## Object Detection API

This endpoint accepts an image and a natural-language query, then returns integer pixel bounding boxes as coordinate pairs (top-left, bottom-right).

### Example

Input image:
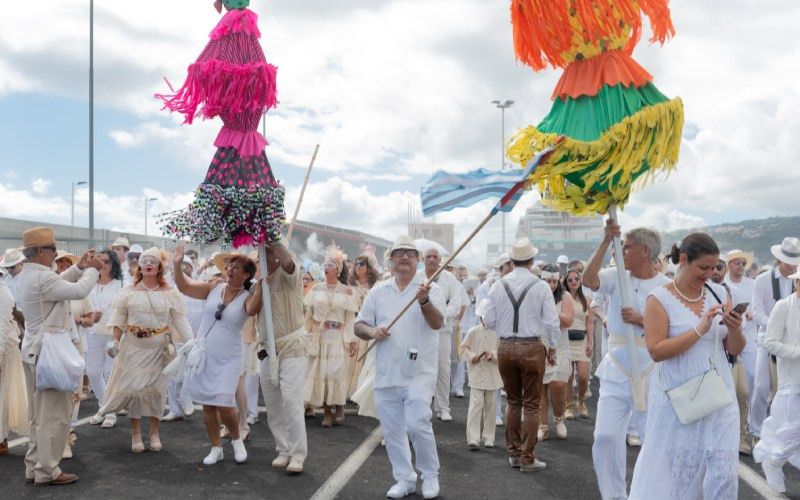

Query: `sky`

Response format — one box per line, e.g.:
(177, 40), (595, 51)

(1, 0), (798, 265)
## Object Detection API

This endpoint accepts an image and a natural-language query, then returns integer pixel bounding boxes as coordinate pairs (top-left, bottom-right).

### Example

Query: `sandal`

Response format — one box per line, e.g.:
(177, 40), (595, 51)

(240, 429), (251, 443)
(220, 425), (231, 439)
(101, 415), (117, 428)
(334, 405), (345, 425)
(89, 412), (104, 425)
(149, 434), (162, 452)
(131, 433), (144, 453)
(321, 406), (333, 427)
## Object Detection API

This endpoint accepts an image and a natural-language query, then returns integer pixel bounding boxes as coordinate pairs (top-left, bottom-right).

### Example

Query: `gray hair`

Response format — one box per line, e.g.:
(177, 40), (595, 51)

(22, 247), (39, 259)
(624, 227), (662, 263)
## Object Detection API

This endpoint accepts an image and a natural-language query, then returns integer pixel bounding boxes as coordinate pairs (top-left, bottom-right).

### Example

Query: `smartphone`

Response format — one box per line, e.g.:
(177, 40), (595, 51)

(732, 303), (749, 315)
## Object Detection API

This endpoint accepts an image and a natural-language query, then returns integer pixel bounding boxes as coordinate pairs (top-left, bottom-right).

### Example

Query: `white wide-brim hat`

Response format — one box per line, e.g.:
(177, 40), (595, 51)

(771, 237), (800, 266)
(1, 248), (25, 268)
(510, 238), (538, 262)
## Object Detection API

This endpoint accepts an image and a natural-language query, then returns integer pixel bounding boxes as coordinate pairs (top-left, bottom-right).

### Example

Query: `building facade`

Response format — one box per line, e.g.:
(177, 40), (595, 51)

(514, 201), (604, 263)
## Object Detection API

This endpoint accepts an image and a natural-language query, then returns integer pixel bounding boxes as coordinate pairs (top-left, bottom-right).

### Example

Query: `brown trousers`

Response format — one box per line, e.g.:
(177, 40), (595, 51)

(23, 363), (72, 482)
(498, 340), (546, 466)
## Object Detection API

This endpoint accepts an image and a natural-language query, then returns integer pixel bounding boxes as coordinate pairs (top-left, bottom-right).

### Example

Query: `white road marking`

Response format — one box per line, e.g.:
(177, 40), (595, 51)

(8, 415), (94, 450)
(738, 461), (787, 499)
(309, 425), (384, 500)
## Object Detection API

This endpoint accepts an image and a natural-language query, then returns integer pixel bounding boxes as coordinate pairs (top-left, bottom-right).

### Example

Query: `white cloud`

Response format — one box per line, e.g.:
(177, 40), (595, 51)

(31, 178), (51, 194)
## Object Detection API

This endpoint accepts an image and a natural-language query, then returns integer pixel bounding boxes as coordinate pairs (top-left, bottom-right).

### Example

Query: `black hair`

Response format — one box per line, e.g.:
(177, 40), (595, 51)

(564, 269), (588, 311)
(338, 265), (349, 285)
(228, 255), (257, 291)
(98, 249), (124, 281)
(669, 232), (719, 265)
(511, 258), (534, 268)
(542, 264), (565, 303)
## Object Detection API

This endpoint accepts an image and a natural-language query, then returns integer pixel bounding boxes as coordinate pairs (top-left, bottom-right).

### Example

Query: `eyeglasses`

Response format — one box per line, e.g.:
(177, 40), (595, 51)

(140, 257), (160, 266)
(322, 262), (337, 270)
(392, 249), (418, 258)
(715, 264), (726, 271)
(354, 261), (367, 267)
(424, 255), (440, 260)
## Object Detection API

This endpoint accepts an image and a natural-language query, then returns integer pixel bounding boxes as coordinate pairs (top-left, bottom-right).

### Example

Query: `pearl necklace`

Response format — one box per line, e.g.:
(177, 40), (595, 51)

(142, 281), (160, 292)
(673, 278), (704, 303)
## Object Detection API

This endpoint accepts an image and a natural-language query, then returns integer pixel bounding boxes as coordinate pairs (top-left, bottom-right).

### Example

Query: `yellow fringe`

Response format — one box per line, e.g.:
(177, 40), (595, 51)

(506, 97), (683, 216)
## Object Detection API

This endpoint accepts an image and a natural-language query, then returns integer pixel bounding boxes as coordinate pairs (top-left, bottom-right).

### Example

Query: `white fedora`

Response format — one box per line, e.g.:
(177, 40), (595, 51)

(1, 248), (25, 268)
(771, 237), (800, 266)
(510, 238), (538, 262)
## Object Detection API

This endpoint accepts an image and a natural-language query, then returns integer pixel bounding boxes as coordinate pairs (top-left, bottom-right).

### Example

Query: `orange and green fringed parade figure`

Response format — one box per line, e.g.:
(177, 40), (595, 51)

(506, 0), (684, 216)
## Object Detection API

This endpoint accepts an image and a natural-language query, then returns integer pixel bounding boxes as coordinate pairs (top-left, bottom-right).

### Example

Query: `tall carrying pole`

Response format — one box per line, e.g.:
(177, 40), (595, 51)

(608, 205), (646, 411)
(258, 244), (279, 381)
(285, 144), (319, 243)
(88, 0), (95, 247)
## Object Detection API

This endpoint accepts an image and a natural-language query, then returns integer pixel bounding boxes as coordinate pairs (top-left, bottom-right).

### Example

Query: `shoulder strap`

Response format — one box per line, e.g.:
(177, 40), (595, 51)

(772, 271), (782, 302)
(500, 278), (538, 334)
(704, 283), (723, 305)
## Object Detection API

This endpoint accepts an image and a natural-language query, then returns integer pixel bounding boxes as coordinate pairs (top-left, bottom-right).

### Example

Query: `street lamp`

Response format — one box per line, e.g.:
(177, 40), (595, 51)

(144, 197), (158, 236)
(492, 99), (514, 253)
(72, 181), (87, 234)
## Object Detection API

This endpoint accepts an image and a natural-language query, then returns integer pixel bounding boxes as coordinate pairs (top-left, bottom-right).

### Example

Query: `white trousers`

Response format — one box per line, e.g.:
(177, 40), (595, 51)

(434, 331), (451, 413)
(87, 333), (115, 411)
(592, 375), (648, 500)
(496, 389), (503, 420)
(741, 348), (757, 397)
(750, 341), (776, 437)
(451, 360), (465, 394)
(260, 356), (308, 462)
(245, 374), (260, 418)
(753, 386), (800, 466)
(376, 384), (440, 483)
(167, 343), (191, 415)
(466, 388), (497, 444)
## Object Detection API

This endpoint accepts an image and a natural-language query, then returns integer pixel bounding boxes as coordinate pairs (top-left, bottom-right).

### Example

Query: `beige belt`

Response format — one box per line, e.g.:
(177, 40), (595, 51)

(263, 327), (307, 384)
(608, 334), (647, 348)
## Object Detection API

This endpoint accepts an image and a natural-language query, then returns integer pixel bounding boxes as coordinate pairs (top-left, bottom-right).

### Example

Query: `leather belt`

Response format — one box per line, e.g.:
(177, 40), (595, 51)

(499, 337), (541, 343)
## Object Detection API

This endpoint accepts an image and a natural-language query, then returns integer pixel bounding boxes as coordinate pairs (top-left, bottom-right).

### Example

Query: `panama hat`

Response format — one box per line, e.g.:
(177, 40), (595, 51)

(726, 249), (754, 269)
(1, 248), (25, 267)
(111, 237), (131, 250)
(22, 227), (62, 250)
(55, 250), (80, 266)
(213, 252), (238, 273)
(390, 235), (418, 254)
(771, 237), (800, 266)
(510, 238), (538, 262)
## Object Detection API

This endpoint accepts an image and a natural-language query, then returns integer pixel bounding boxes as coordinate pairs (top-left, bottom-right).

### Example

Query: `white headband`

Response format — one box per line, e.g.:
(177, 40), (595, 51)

(541, 271), (560, 280)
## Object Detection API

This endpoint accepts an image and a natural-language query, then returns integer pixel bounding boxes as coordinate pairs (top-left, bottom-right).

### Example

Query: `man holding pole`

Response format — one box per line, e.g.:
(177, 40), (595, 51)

(354, 235), (445, 499)
(582, 219), (668, 499)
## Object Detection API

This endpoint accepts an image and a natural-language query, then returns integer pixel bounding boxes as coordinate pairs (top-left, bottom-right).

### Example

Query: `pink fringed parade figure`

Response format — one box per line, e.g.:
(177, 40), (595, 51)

(156, 0), (284, 248)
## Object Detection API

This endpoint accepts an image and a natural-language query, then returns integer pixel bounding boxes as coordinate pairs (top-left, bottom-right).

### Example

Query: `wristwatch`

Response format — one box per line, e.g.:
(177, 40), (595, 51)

(419, 297), (430, 307)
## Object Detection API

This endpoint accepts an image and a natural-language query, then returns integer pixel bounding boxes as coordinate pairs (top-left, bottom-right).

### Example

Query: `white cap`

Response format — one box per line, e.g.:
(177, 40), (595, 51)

(557, 255), (569, 265)
(129, 244), (144, 255)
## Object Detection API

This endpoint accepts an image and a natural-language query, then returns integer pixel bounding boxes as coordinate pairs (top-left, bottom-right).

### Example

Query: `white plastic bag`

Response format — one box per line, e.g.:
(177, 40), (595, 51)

(163, 339), (196, 383)
(36, 332), (86, 393)
(183, 338), (208, 379)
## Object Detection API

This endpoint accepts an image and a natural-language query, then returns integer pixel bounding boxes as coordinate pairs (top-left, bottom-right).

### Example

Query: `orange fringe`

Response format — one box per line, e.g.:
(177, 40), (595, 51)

(511, 0), (676, 71)
(551, 50), (652, 101)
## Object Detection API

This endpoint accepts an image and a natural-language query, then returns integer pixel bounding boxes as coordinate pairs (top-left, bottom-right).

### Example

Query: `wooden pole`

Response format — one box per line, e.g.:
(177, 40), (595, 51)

(286, 144), (320, 244)
(258, 244), (279, 381)
(358, 210), (495, 362)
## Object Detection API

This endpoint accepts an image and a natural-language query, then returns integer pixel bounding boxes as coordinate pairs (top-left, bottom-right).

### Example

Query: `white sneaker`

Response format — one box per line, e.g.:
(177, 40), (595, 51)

(454, 390), (464, 398)
(438, 410), (452, 422)
(246, 415), (258, 425)
(467, 441), (480, 450)
(762, 460), (786, 493)
(483, 441), (494, 448)
(520, 459), (547, 472)
(626, 434), (642, 447)
(203, 447), (224, 465)
(422, 477), (440, 499)
(231, 439), (247, 463)
(287, 457), (304, 474)
(272, 455), (290, 468)
(162, 412), (183, 422)
(386, 480), (416, 498)
(496, 416), (504, 426)
(182, 401), (195, 417)
(555, 417), (567, 439)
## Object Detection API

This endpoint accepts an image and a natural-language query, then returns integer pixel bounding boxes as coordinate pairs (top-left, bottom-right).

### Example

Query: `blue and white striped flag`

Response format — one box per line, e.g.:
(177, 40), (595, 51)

(420, 145), (556, 217)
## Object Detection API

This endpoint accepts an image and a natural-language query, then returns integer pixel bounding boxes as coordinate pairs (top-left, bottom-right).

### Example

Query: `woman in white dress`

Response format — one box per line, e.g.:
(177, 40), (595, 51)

(1, 274), (28, 454)
(538, 265), (574, 441)
(753, 271), (800, 493)
(630, 233), (745, 499)
(87, 249), (125, 429)
(563, 268), (594, 420)
(173, 247), (263, 465)
(101, 247), (194, 453)
(347, 252), (380, 399)
(304, 248), (358, 427)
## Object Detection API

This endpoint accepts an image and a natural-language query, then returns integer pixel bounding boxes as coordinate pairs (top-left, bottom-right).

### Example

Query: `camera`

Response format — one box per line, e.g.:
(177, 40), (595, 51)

(257, 349), (268, 361)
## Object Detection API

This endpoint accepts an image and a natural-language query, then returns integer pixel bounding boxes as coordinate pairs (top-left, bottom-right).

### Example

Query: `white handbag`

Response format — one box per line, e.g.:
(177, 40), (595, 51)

(662, 312), (733, 425)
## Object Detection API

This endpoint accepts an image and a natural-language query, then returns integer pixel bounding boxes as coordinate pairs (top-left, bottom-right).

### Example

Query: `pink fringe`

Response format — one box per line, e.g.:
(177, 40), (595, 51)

(210, 8), (261, 40)
(214, 127), (269, 156)
(155, 60), (278, 125)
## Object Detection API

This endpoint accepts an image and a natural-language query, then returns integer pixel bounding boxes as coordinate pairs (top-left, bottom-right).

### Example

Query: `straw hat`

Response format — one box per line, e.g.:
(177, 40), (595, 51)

(1, 248), (25, 267)
(213, 252), (237, 273)
(510, 238), (538, 262)
(55, 250), (79, 266)
(21, 227), (61, 250)
(390, 235), (418, 254)
(248, 250), (259, 262)
(726, 249), (754, 269)
(111, 237), (131, 250)
(771, 237), (800, 266)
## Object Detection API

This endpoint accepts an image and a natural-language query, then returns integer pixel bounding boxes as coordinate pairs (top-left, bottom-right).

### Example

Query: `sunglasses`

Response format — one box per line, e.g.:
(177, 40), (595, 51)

(392, 249), (418, 258)
(730, 260), (747, 266)
(354, 261), (367, 267)
(567, 277), (581, 283)
(715, 264), (726, 271)
(215, 302), (230, 320)
(322, 262), (338, 270)
(41, 246), (57, 252)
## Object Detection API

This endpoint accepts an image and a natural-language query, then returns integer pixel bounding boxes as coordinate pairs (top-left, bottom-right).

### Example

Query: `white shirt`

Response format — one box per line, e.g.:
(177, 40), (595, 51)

(764, 293), (800, 387)
(482, 267), (560, 347)
(460, 284), (478, 331)
(753, 267), (795, 335)
(90, 279), (124, 337)
(475, 279), (491, 308)
(417, 268), (462, 332)
(184, 295), (204, 336)
(724, 275), (757, 348)
(4, 272), (22, 310)
(356, 273), (446, 390)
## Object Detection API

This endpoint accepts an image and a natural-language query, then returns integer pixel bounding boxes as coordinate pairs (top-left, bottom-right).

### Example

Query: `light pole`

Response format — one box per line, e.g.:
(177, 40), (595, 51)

(89, 0), (95, 246)
(492, 99), (514, 254)
(144, 197), (158, 236)
(71, 180), (87, 234)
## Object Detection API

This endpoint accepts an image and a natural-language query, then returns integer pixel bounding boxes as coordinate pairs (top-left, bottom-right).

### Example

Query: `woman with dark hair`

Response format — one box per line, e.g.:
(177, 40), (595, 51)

(100, 247), (194, 453)
(87, 249), (125, 429)
(539, 265), (574, 440)
(630, 233), (745, 498)
(563, 268), (594, 420)
(347, 252), (381, 398)
(173, 248), (263, 464)
(304, 247), (358, 426)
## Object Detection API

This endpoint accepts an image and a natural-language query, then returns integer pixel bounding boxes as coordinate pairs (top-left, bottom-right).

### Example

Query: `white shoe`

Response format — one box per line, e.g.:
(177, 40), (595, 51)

(422, 477), (440, 499)
(162, 412), (183, 422)
(762, 460), (786, 493)
(555, 417), (567, 439)
(287, 457), (304, 474)
(203, 447), (224, 465)
(483, 441), (494, 448)
(182, 401), (195, 417)
(272, 455), (290, 468)
(454, 390), (464, 398)
(520, 459), (547, 472)
(496, 416), (504, 426)
(231, 439), (247, 464)
(118, 409), (128, 416)
(438, 410), (452, 422)
(246, 415), (258, 425)
(381, 438), (386, 446)
(467, 441), (480, 450)
(89, 412), (104, 425)
(101, 415), (117, 429)
(386, 480), (416, 498)
(626, 434), (642, 447)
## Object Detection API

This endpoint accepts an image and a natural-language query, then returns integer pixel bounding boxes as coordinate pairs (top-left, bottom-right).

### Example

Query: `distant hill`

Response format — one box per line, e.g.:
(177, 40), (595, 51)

(661, 215), (800, 266)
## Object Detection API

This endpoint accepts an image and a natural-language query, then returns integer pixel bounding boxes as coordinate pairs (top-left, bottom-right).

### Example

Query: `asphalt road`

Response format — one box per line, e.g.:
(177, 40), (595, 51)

(1, 379), (796, 499)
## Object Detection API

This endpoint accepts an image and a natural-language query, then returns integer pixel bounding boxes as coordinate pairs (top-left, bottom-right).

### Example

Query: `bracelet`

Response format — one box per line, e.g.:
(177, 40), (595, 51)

(693, 326), (703, 339)
(419, 297), (430, 307)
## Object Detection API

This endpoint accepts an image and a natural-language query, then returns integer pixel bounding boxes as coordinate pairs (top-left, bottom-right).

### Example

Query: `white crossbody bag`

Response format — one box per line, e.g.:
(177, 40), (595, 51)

(662, 284), (732, 425)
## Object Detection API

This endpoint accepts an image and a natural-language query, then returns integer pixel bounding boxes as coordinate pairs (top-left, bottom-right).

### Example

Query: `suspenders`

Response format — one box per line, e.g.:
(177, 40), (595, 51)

(499, 277), (538, 336)
(771, 270), (796, 302)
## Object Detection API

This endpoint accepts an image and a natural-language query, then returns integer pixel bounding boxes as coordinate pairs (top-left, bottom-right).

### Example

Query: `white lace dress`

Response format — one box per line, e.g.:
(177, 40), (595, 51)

(629, 283), (739, 499)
